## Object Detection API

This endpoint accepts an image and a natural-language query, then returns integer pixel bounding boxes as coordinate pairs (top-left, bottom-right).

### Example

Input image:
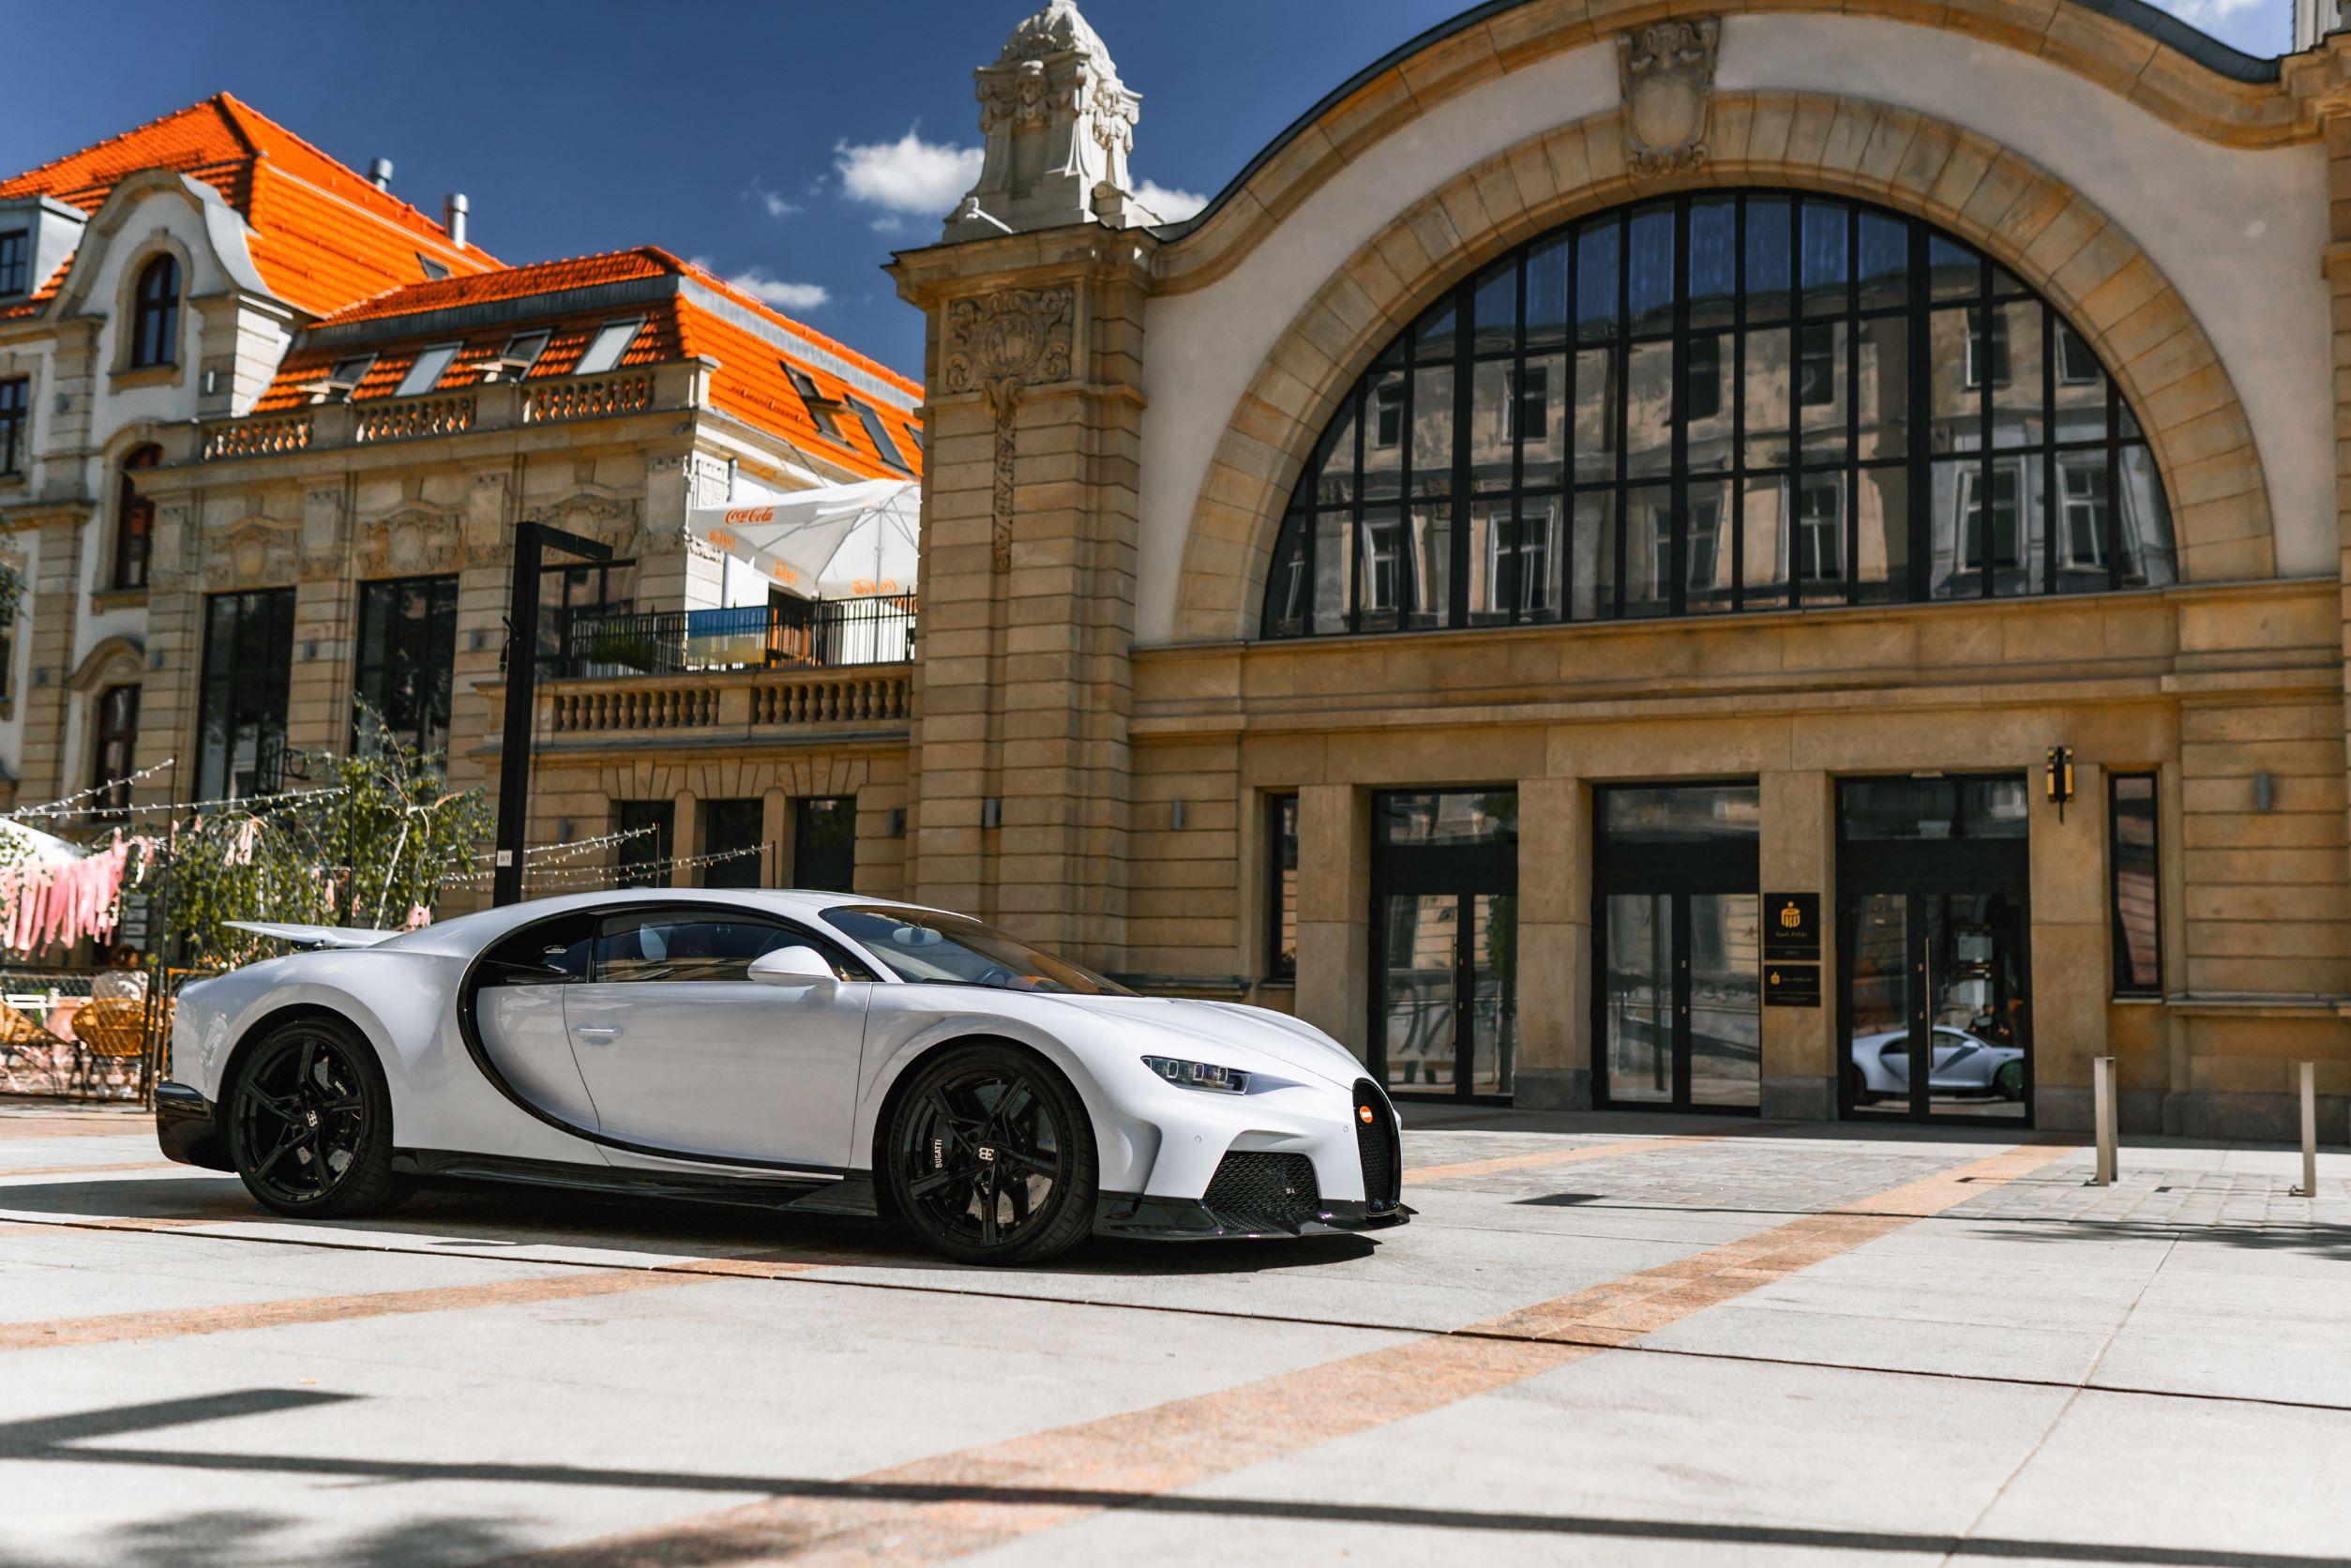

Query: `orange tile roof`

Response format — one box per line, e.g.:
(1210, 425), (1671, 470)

(0, 92), (498, 317)
(252, 248), (924, 480)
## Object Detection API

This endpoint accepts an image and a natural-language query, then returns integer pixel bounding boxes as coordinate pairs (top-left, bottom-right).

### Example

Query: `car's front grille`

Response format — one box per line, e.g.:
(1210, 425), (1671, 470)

(1354, 1078), (1401, 1211)
(1200, 1152), (1320, 1227)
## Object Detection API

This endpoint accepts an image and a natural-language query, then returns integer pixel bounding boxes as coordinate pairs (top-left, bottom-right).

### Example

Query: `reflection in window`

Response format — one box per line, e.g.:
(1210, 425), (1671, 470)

(354, 575), (458, 757)
(1266, 794), (1298, 980)
(1262, 192), (2175, 637)
(614, 801), (673, 888)
(1377, 790), (1517, 846)
(130, 255), (179, 369)
(2109, 774), (2162, 996)
(196, 588), (295, 800)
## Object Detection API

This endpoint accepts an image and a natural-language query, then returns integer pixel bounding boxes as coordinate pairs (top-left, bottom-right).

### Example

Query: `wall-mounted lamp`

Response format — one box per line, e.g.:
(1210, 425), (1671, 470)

(2043, 746), (2074, 822)
(888, 808), (907, 838)
(2253, 772), (2277, 813)
(981, 797), (1002, 830)
(1170, 800), (1188, 831)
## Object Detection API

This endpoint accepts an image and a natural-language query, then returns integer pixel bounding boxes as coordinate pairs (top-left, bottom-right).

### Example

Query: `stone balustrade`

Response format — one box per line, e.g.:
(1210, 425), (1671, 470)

(544, 663), (912, 738)
(522, 371), (656, 424)
(354, 393), (475, 444)
(201, 414), (313, 460)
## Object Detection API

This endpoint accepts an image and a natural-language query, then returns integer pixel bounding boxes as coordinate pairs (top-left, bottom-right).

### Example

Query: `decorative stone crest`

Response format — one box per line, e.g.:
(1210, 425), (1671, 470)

(1618, 18), (1720, 180)
(357, 505), (462, 578)
(948, 1), (1146, 239)
(201, 516), (299, 590)
(941, 288), (1077, 572)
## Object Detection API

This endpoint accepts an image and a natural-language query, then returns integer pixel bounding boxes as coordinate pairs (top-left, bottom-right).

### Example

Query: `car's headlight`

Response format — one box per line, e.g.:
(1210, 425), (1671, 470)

(1142, 1055), (1250, 1093)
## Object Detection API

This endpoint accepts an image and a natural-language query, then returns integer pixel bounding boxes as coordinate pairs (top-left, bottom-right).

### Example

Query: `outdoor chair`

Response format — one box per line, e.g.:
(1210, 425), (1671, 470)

(0, 997), (63, 1078)
(71, 998), (148, 1096)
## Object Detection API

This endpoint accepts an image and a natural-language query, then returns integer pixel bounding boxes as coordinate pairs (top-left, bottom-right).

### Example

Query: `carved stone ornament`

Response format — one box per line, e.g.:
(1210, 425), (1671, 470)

(1618, 18), (1720, 180)
(357, 505), (462, 578)
(950, 1), (1145, 238)
(202, 517), (300, 591)
(941, 288), (1076, 572)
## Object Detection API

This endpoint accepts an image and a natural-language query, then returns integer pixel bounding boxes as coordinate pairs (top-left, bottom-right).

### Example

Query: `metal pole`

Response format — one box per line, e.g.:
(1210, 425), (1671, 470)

(2092, 1055), (2117, 1186)
(2294, 1060), (2318, 1199)
(492, 523), (543, 908)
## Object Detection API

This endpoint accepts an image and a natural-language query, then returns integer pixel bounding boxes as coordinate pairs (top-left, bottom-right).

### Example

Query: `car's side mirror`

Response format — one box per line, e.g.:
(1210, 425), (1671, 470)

(748, 945), (838, 988)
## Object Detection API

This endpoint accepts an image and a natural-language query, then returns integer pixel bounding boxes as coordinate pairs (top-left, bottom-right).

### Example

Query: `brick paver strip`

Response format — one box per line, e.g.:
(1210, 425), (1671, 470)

(1405, 1128), (1742, 1184)
(518, 1137), (2078, 1565)
(0, 1112), (152, 1139)
(0, 1159), (180, 1181)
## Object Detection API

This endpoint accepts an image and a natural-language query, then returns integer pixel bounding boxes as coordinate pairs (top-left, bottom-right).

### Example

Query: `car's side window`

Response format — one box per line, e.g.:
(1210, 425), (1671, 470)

(591, 911), (874, 985)
(479, 914), (595, 987)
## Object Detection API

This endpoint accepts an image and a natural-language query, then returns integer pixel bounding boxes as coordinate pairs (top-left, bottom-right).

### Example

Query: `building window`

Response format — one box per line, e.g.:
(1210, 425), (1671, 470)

(499, 331), (550, 377)
(847, 397), (912, 473)
(1266, 793), (1298, 980)
(111, 445), (160, 591)
(320, 354), (376, 399)
(574, 319), (642, 376)
(0, 232), (25, 295)
(0, 377), (26, 475)
(786, 366), (840, 437)
(1261, 190), (2175, 635)
(353, 575), (459, 757)
(415, 254), (450, 281)
(2109, 774), (2162, 996)
(701, 798), (764, 889)
(394, 341), (460, 398)
(196, 587), (296, 801)
(129, 254), (180, 369)
(793, 797), (856, 892)
(92, 685), (140, 817)
(539, 559), (637, 676)
(615, 801), (673, 888)
(2059, 460), (2108, 568)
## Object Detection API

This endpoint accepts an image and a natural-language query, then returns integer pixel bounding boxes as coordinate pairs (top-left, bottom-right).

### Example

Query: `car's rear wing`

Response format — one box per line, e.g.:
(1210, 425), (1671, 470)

(223, 921), (401, 952)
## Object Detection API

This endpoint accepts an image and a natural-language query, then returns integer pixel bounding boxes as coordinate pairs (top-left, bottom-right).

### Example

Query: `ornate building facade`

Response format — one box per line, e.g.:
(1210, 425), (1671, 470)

(884, 0), (2351, 1140)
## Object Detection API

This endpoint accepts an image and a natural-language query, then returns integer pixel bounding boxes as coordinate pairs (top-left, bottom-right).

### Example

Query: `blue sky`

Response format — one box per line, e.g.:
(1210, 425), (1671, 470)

(0, 0), (2290, 378)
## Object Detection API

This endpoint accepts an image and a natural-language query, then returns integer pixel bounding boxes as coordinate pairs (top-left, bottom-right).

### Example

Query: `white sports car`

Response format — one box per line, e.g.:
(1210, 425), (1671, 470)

(155, 890), (1406, 1264)
(1848, 1026), (2026, 1104)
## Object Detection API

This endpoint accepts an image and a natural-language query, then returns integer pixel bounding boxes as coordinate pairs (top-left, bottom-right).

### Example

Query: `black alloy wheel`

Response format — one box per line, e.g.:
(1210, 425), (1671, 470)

(886, 1044), (1096, 1265)
(227, 1018), (402, 1218)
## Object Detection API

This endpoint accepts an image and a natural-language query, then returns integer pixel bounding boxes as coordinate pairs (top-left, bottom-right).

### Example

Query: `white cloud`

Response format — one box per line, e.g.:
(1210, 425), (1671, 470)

(2151, 0), (2264, 17)
(724, 267), (830, 311)
(1131, 178), (1208, 222)
(835, 128), (984, 215)
(745, 180), (798, 219)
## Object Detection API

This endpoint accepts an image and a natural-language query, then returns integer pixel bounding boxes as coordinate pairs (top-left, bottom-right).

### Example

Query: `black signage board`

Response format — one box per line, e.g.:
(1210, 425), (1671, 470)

(1763, 963), (1821, 1008)
(1764, 892), (1821, 962)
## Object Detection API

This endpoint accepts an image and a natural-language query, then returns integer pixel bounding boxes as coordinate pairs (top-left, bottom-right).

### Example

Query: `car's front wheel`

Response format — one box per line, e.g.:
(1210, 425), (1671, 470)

(884, 1043), (1095, 1265)
(226, 1016), (403, 1219)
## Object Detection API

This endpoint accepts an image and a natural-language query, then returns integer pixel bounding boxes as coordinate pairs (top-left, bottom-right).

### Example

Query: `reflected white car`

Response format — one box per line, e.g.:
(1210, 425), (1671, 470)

(1849, 1026), (2025, 1103)
(156, 891), (1406, 1265)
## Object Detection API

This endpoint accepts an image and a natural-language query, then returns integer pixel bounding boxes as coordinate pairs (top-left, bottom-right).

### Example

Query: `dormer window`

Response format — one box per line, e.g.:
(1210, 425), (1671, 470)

(318, 354), (377, 400)
(786, 365), (840, 437)
(848, 396), (912, 473)
(394, 341), (461, 398)
(129, 254), (179, 369)
(0, 233), (25, 296)
(574, 319), (642, 376)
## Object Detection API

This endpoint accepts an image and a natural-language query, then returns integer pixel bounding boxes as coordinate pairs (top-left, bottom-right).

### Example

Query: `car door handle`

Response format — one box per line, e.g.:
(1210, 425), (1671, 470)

(574, 1025), (623, 1043)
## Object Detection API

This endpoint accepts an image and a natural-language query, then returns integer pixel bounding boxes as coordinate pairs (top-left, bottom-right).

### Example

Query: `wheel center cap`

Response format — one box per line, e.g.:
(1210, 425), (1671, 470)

(976, 1145), (996, 1163)
(303, 1108), (320, 1128)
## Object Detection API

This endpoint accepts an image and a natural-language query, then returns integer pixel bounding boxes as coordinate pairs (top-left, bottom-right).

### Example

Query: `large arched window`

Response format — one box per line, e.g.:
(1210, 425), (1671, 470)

(1261, 190), (2176, 639)
(112, 444), (160, 591)
(129, 254), (180, 369)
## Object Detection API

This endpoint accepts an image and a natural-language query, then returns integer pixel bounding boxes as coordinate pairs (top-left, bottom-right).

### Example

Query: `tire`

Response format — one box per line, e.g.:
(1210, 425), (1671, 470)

(882, 1043), (1096, 1266)
(225, 1016), (404, 1219)
(1994, 1060), (2026, 1101)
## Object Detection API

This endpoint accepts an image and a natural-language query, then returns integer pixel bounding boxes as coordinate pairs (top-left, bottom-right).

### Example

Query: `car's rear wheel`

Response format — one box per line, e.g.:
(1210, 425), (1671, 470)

(884, 1043), (1095, 1265)
(226, 1017), (403, 1219)
(1994, 1060), (2026, 1101)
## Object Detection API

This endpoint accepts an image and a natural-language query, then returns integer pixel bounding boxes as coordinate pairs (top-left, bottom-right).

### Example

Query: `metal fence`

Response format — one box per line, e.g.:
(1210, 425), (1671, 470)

(554, 596), (915, 679)
(0, 965), (217, 1103)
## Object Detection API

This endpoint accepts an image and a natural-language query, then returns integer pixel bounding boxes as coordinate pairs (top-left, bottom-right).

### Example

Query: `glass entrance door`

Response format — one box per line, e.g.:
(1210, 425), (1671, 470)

(1371, 792), (1518, 1099)
(1594, 786), (1762, 1113)
(1838, 778), (2032, 1124)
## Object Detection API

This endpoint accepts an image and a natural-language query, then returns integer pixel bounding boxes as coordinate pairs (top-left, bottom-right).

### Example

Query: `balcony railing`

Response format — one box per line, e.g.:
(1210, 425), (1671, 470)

(199, 362), (706, 461)
(553, 596), (915, 680)
(544, 665), (912, 736)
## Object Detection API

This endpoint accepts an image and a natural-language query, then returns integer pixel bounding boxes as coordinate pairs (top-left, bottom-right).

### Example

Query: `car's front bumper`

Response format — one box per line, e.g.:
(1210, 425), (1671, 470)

(1093, 1191), (1411, 1241)
(155, 1081), (232, 1171)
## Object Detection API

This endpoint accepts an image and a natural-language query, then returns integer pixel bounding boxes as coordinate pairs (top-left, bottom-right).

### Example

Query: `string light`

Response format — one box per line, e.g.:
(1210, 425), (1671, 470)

(445, 841), (769, 890)
(5, 759), (177, 822)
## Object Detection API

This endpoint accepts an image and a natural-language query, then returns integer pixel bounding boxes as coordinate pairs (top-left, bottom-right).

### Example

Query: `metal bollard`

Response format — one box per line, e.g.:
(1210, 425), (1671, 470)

(2292, 1061), (2318, 1199)
(2092, 1056), (2117, 1186)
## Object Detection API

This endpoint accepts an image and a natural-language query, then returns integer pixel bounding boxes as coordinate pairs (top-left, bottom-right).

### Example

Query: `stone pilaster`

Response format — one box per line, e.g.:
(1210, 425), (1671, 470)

(17, 508), (87, 802)
(1758, 770), (1835, 1120)
(1293, 783), (1370, 1057)
(2030, 761), (2113, 1131)
(1516, 776), (1590, 1108)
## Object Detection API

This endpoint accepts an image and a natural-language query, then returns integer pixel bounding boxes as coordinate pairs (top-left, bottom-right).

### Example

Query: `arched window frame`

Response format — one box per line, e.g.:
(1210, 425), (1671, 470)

(128, 254), (180, 369)
(1260, 189), (2177, 641)
(111, 444), (161, 592)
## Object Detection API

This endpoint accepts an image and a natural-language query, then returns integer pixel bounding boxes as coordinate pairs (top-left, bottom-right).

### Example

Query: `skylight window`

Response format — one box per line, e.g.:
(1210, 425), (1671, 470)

(319, 354), (377, 399)
(416, 253), (450, 281)
(849, 397), (912, 473)
(395, 342), (461, 398)
(499, 330), (550, 377)
(575, 319), (643, 376)
(786, 365), (839, 436)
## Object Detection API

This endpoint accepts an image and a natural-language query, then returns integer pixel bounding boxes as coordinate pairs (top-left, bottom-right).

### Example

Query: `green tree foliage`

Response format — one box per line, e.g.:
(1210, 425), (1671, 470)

(151, 716), (493, 967)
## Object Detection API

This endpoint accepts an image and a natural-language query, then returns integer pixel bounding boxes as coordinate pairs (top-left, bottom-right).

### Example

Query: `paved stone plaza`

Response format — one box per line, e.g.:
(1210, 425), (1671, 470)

(1, 1097), (2344, 1565)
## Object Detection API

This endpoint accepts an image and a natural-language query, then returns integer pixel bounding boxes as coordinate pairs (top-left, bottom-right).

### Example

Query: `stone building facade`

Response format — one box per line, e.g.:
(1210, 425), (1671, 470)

(883, 0), (2351, 1140)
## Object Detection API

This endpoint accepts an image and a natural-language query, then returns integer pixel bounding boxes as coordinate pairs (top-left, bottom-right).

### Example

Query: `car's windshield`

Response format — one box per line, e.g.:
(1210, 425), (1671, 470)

(821, 906), (1131, 996)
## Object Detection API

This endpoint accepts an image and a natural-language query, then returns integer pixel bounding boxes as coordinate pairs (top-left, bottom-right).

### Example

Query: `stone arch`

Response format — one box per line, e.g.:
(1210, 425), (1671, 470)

(1172, 92), (2273, 642)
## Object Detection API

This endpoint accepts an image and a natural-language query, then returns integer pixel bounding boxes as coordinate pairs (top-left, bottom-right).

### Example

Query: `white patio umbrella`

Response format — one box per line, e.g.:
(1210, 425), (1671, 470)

(686, 479), (919, 600)
(0, 818), (87, 866)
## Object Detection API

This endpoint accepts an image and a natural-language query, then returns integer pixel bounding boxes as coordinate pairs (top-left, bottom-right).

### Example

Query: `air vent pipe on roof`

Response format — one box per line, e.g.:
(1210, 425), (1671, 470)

(443, 193), (469, 249)
(368, 158), (394, 190)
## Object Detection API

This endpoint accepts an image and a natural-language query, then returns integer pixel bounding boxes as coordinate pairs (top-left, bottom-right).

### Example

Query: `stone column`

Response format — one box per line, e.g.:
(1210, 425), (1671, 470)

(17, 509), (87, 802)
(1516, 776), (1590, 1108)
(670, 789), (701, 889)
(1294, 783), (1369, 1058)
(1758, 769), (1835, 1120)
(2029, 761), (2111, 1131)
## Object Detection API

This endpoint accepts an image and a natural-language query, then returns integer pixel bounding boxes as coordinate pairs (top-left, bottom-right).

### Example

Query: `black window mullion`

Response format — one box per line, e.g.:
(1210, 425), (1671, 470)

(1509, 256), (1528, 624)
(1450, 282), (1472, 628)
(1906, 223), (1931, 601)
(1787, 205), (1804, 606)
(1564, 229), (1580, 622)
(1731, 195), (1746, 614)
(1614, 221), (1631, 618)
(2042, 308), (2057, 595)
(1844, 211), (1860, 605)
(2106, 384), (2123, 591)
(1979, 260), (1996, 600)
(1668, 198), (1690, 617)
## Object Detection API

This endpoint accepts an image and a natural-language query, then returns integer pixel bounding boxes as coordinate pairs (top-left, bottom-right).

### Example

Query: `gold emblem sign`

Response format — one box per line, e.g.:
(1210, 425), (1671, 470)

(1778, 901), (1802, 929)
